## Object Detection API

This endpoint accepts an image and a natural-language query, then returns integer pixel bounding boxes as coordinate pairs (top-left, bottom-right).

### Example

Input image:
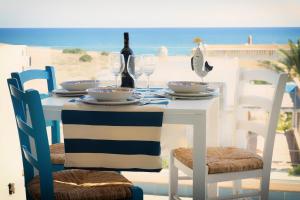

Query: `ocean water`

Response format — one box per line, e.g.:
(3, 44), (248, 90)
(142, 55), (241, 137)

(0, 28), (299, 55)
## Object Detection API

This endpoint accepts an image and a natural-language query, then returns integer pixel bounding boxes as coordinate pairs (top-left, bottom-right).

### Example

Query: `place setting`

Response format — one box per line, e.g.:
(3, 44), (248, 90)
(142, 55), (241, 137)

(70, 87), (169, 106)
(158, 43), (219, 100)
(148, 45), (218, 100)
(52, 80), (100, 97)
(161, 81), (219, 100)
(152, 57), (218, 100)
(79, 87), (139, 105)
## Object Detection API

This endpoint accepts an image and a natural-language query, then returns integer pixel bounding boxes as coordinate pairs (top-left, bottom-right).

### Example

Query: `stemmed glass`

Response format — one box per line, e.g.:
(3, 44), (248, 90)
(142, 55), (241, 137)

(127, 55), (144, 88)
(142, 54), (156, 90)
(109, 52), (125, 87)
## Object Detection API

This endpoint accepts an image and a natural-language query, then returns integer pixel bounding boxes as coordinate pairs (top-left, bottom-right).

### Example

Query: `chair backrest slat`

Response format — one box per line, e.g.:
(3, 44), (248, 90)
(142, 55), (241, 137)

(16, 117), (35, 138)
(239, 95), (272, 112)
(11, 66), (56, 95)
(22, 146), (40, 170)
(236, 120), (266, 138)
(240, 69), (278, 85)
(16, 69), (49, 84)
(9, 83), (27, 102)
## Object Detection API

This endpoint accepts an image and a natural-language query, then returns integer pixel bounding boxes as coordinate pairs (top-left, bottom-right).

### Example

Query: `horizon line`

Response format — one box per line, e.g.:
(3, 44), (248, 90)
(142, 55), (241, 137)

(1, 26), (300, 29)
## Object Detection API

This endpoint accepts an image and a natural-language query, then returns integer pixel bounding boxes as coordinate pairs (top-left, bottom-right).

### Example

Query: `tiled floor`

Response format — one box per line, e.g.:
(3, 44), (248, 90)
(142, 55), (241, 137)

(124, 169), (300, 197)
(219, 189), (300, 200)
(145, 190), (300, 200)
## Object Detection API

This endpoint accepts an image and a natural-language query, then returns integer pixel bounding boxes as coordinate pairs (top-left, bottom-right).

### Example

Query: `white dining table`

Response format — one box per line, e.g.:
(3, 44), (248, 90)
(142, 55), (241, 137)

(42, 95), (219, 200)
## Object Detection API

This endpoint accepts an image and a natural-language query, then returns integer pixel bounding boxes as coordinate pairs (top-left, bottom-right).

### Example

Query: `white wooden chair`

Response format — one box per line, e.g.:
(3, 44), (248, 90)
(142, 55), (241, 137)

(169, 69), (288, 200)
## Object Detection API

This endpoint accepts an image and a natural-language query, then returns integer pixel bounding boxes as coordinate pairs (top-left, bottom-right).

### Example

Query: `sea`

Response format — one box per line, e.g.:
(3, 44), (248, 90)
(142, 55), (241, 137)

(0, 28), (299, 55)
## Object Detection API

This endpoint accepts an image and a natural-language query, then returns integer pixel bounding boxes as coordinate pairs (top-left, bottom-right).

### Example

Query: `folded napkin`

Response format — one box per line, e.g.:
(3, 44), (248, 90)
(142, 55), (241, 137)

(62, 101), (164, 172)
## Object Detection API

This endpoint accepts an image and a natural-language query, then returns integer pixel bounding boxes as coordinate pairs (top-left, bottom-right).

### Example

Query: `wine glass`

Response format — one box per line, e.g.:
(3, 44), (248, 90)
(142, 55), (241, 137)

(109, 52), (125, 87)
(127, 55), (144, 88)
(142, 54), (156, 90)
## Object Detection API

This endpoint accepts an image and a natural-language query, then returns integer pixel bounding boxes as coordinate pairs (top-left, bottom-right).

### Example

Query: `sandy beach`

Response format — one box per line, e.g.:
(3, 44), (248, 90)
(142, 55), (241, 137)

(19, 43), (288, 86)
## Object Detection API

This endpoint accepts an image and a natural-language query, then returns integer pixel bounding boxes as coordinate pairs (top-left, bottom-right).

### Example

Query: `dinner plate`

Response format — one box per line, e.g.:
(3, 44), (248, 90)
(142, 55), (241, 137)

(87, 87), (133, 101)
(53, 89), (87, 94)
(79, 96), (140, 105)
(167, 81), (208, 93)
(54, 93), (85, 97)
(168, 95), (215, 100)
(60, 80), (100, 91)
(52, 89), (87, 97)
(165, 88), (216, 97)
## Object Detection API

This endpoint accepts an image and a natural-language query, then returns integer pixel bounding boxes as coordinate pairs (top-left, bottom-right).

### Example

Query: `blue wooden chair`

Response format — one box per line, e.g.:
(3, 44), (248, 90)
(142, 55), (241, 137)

(7, 78), (143, 200)
(11, 66), (60, 144)
(11, 66), (64, 171)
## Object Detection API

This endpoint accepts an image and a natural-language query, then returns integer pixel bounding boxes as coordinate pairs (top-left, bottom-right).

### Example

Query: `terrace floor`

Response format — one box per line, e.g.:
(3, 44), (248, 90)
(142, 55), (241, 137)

(144, 190), (300, 200)
(124, 169), (300, 199)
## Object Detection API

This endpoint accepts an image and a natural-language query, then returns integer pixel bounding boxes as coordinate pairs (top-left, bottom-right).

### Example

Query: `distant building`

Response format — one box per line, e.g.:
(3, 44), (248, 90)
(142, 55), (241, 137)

(248, 35), (253, 45)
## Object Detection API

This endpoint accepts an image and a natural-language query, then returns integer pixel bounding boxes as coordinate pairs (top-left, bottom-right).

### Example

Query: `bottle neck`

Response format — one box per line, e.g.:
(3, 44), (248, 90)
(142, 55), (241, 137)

(124, 39), (129, 48)
(124, 32), (130, 48)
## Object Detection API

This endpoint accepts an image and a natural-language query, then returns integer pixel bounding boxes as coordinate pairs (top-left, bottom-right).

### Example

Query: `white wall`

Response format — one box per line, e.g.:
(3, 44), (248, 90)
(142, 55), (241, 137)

(0, 44), (27, 199)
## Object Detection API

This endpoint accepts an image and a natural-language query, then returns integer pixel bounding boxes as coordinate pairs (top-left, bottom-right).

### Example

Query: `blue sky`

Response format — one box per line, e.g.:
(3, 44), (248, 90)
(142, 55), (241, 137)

(0, 0), (299, 27)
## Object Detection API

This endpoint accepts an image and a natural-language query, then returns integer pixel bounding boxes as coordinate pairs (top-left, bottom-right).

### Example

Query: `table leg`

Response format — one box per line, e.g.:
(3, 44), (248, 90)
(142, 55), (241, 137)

(206, 99), (219, 198)
(193, 114), (207, 200)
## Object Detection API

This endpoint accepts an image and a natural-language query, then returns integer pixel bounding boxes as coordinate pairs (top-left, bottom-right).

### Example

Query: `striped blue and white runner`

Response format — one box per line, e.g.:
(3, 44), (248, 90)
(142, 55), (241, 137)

(62, 102), (164, 172)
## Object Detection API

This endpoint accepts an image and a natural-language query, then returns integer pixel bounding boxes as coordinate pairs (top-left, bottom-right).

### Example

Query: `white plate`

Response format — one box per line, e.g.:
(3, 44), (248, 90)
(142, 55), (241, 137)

(168, 95), (215, 100)
(165, 88), (216, 97)
(168, 81), (208, 93)
(87, 87), (133, 101)
(53, 89), (87, 94)
(60, 80), (100, 91)
(52, 89), (86, 97)
(54, 93), (85, 97)
(79, 96), (140, 105)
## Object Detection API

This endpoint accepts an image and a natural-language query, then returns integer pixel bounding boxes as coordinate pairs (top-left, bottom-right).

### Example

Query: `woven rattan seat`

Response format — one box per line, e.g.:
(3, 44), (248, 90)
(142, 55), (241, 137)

(28, 169), (133, 200)
(50, 143), (65, 165)
(173, 147), (263, 174)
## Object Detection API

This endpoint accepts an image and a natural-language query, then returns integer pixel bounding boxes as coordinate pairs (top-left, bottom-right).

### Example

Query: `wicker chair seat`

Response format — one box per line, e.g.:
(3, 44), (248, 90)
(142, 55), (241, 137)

(50, 143), (65, 165)
(28, 169), (133, 200)
(173, 147), (263, 174)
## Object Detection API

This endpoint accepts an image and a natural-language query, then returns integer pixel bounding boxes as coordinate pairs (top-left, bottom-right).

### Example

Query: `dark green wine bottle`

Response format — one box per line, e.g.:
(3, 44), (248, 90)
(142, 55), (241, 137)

(121, 32), (134, 88)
